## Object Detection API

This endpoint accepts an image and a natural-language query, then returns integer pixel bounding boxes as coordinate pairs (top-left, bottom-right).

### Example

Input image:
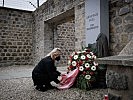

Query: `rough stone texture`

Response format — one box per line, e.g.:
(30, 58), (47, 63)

(113, 17), (122, 26)
(97, 55), (133, 64)
(0, 7), (33, 66)
(106, 70), (128, 90)
(33, 0), (85, 66)
(98, 23), (133, 99)
(115, 26), (123, 33)
(32, 13), (49, 65)
(124, 24), (133, 33)
(124, 15), (133, 23)
(108, 93), (122, 100)
(109, 0), (133, 55)
(75, 2), (85, 51)
(0, 1), (133, 99)
(97, 54), (133, 100)
(55, 18), (75, 66)
(119, 38), (133, 56)
(0, 77), (107, 100)
(0, 0), (132, 65)
(119, 5), (130, 16)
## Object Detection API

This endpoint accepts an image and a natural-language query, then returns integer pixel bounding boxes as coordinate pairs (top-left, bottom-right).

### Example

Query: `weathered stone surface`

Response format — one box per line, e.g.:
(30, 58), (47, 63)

(54, 19), (75, 66)
(119, 6), (130, 15)
(124, 24), (133, 33)
(0, 0), (132, 65)
(110, 1), (133, 55)
(124, 15), (133, 23)
(33, 0), (85, 66)
(121, 34), (128, 43)
(97, 55), (133, 66)
(115, 26), (123, 33)
(113, 17), (122, 26)
(109, 10), (116, 18)
(108, 93), (122, 100)
(119, 38), (133, 55)
(106, 70), (128, 90)
(0, 7), (33, 65)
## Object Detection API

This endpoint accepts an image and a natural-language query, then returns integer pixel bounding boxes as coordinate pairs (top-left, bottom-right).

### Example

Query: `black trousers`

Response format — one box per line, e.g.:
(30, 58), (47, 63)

(32, 72), (51, 87)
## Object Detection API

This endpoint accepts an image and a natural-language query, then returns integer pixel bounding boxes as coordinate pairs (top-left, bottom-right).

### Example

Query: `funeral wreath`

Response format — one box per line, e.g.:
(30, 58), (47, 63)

(67, 48), (98, 90)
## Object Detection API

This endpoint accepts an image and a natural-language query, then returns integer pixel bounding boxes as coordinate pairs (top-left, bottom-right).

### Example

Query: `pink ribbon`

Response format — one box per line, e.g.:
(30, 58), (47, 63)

(57, 67), (79, 89)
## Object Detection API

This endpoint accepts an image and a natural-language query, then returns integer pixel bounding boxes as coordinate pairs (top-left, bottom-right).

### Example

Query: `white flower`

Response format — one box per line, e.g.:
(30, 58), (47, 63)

(81, 55), (86, 60)
(72, 61), (77, 66)
(85, 75), (91, 80)
(82, 51), (86, 53)
(91, 66), (96, 71)
(93, 62), (98, 66)
(85, 63), (90, 68)
(84, 48), (88, 51)
(90, 52), (94, 55)
(73, 55), (78, 60)
(92, 55), (96, 59)
(79, 66), (84, 71)
(77, 51), (81, 54)
(86, 54), (91, 58)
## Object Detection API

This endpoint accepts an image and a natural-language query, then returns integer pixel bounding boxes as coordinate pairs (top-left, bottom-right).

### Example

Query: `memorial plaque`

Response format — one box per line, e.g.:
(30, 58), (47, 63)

(85, 0), (109, 47)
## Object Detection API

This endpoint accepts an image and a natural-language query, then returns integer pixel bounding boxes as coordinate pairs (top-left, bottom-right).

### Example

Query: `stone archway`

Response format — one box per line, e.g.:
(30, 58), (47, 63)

(44, 9), (75, 66)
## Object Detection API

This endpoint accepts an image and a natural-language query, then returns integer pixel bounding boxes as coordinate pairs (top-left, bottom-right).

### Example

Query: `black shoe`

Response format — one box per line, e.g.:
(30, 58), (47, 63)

(46, 85), (55, 89)
(35, 86), (47, 92)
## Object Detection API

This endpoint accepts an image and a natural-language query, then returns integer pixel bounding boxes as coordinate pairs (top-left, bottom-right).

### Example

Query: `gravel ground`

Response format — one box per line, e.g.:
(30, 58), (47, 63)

(0, 77), (107, 100)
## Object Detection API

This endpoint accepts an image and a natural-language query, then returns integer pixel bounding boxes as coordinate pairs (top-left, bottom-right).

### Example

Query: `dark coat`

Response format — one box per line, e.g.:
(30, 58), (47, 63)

(32, 56), (61, 86)
(96, 33), (109, 58)
(95, 33), (109, 88)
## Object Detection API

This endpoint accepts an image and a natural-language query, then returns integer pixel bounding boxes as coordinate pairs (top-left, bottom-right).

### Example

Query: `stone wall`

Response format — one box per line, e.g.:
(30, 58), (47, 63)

(33, 0), (133, 66)
(75, 2), (85, 51)
(0, 0), (132, 66)
(97, 38), (133, 100)
(107, 65), (133, 100)
(0, 7), (33, 66)
(54, 18), (75, 66)
(33, 0), (85, 66)
(109, 0), (133, 55)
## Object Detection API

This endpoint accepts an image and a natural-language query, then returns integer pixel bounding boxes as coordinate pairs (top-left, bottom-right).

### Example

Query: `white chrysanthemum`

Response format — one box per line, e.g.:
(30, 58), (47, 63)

(73, 55), (78, 60)
(91, 66), (96, 71)
(93, 62), (98, 66)
(85, 75), (91, 80)
(72, 61), (77, 66)
(79, 66), (84, 71)
(81, 55), (86, 60)
(84, 48), (88, 51)
(86, 54), (91, 58)
(82, 51), (86, 53)
(85, 63), (90, 68)
(68, 60), (71, 65)
(92, 55), (96, 59)
(90, 52), (94, 55)
(77, 51), (81, 54)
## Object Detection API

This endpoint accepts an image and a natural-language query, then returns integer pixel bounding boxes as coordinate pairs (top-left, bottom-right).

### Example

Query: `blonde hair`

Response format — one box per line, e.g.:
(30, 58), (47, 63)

(45, 48), (62, 57)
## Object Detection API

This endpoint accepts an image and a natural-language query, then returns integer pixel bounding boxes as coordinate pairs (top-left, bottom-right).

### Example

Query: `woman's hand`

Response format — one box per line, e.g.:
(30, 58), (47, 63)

(58, 76), (62, 81)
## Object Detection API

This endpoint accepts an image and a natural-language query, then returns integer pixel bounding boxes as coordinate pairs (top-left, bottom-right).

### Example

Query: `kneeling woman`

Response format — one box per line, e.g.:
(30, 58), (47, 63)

(32, 48), (62, 92)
